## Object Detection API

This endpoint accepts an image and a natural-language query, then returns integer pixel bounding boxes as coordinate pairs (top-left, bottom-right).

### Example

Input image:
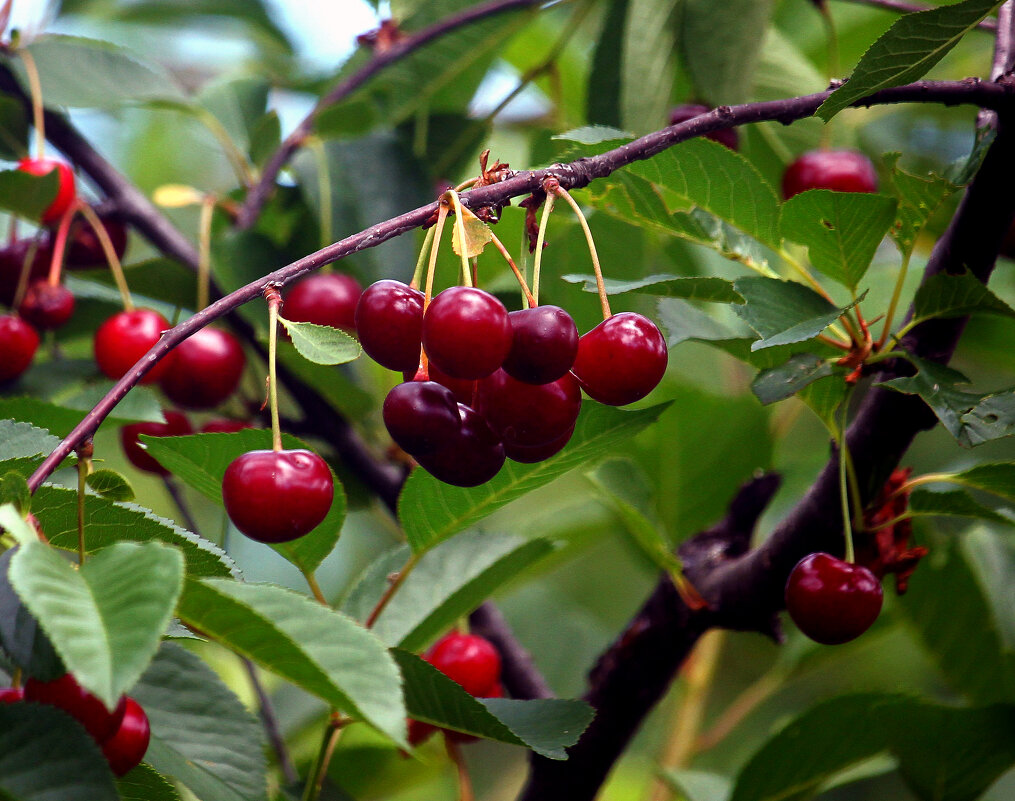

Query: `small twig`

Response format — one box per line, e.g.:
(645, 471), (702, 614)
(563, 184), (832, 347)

(241, 658), (299, 785)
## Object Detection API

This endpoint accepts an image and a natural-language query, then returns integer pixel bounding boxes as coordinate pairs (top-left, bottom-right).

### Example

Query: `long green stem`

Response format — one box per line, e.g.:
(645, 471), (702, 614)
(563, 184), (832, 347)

(837, 393), (855, 563)
(18, 48), (45, 157)
(78, 203), (135, 312)
(193, 107), (254, 187)
(303, 569), (328, 606)
(446, 191), (474, 288)
(423, 203), (450, 308)
(76, 448), (90, 564)
(410, 225), (436, 289)
(555, 186), (612, 318)
(301, 720), (344, 801)
(305, 136), (333, 249)
(531, 192), (555, 306)
(197, 195), (216, 311)
(489, 230), (536, 308)
(878, 251), (912, 348)
(365, 553), (420, 628)
(267, 291), (283, 452)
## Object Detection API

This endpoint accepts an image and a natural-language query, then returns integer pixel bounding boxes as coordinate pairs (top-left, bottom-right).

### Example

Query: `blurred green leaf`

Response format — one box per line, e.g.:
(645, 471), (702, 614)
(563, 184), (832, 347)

(0, 96), (28, 160)
(0, 419), (60, 462)
(662, 770), (731, 801)
(620, 0), (680, 131)
(751, 353), (836, 404)
(0, 471), (30, 513)
(562, 273), (741, 303)
(946, 462), (1015, 503)
(86, 469), (135, 502)
(278, 317), (361, 365)
(962, 390), (1015, 445)
(198, 76), (269, 153)
(0, 168), (59, 220)
(0, 549), (64, 681)
(910, 271), (1015, 327)
(587, 0), (628, 126)
(798, 376), (850, 434)
(115, 764), (182, 801)
(909, 488), (1012, 525)
(0, 390), (165, 438)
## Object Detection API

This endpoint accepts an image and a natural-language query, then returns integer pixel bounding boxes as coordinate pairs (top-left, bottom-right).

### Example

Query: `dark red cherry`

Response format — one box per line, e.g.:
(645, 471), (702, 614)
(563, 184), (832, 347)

(0, 315), (40, 383)
(668, 104), (739, 150)
(0, 239), (50, 305)
(19, 281), (75, 330)
(0, 686), (23, 703)
(383, 380), (461, 456)
(284, 273), (362, 333)
(503, 305), (579, 385)
(159, 327), (245, 409)
(222, 449), (334, 543)
(94, 309), (175, 384)
(19, 158), (77, 225)
(421, 286), (511, 380)
(120, 410), (192, 475)
(408, 718), (436, 747)
(784, 552), (883, 645)
(504, 425), (574, 464)
(425, 632), (501, 697)
(476, 369), (581, 448)
(24, 673), (126, 742)
(355, 280), (425, 371)
(404, 362), (475, 405)
(65, 215), (128, 269)
(200, 419), (253, 434)
(571, 312), (668, 406)
(781, 150), (879, 199)
(101, 697), (150, 776)
(415, 404), (504, 487)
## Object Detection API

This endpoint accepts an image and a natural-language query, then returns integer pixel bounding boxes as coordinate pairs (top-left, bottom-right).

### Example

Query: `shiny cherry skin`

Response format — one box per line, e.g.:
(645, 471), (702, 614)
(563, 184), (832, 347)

(781, 150), (879, 199)
(65, 215), (128, 269)
(0, 686), (24, 703)
(222, 449), (334, 543)
(668, 104), (739, 150)
(503, 305), (579, 385)
(159, 327), (245, 409)
(476, 369), (581, 449)
(415, 404), (505, 487)
(101, 697), (150, 776)
(120, 410), (192, 475)
(421, 286), (511, 380)
(504, 425), (574, 464)
(24, 673), (127, 742)
(355, 280), (425, 371)
(0, 315), (40, 383)
(284, 273), (362, 333)
(19, 281), (75, 330)
(383, 380), (461, 456)
(94, 309), (175, 384)
(201, 419), (253, 434)
(426, 632), (501, 697)
(19, 158), (77, 225)
(571, 312), (668, 406)
(405, 363), (475, 405)
(784, 552), (884, 645)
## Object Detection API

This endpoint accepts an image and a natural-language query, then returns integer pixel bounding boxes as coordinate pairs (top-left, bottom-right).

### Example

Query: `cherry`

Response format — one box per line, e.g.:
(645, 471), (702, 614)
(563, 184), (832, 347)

(571, 312), (668, 406)
(504, 425), (574, 464)
(784, 552), (883, 645)
(404, 362), (475, 405)
(781, 150), (879, 199)
(159, 327), (246, 409)
(0, 239), (49, 306)
(414, 403), (505, 487)
(18, 158), (77, 225)
(0, 686), (24, 703)
(503, 305), (579, 385)
(120, 410), (192, 475)
(408, 718), (437, 747)
(476, 370), (581, 449)
(421, 286), (511, 380)
(94, 309), (175, 384)
(222, 449), (334, 543)
(355, 280), (424, 371)
(383, 380), (462, 456)
(101, 697), (150, 776)
(668, 104), (739, 150)
(284, 273), (362, 333)
(24, 673), (126, 742)
(19, 281), (75, 330)
(0, 315), (40, 383)
(65, 215), (128, 269)
(425, 632), (501, 697)
(201, 419), (253, 434)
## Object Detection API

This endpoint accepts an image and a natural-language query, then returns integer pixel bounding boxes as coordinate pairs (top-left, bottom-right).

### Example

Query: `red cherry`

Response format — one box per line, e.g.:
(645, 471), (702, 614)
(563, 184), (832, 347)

(355, 280), (424, 371)
(0, 239), (50, 305)
(0, 315), (40, 383)
(200, 419), (253, 434)
(404, 362), (476, 405)
(0, 686), (24, 703)
(19, 281), (75, 330)
(159, 327), (245, 409)
(421, 286), (511, 380)
(64, 215), (128, 269)
(222, 449), (334, 543)
(503, 305), (579, 385)
(284, 273), (362, 333)
(425, 633), (501, 697)
(120, 410), (192, 475)
(781, 150), (879, 199)
(18, 158), (77, 225)
(504, 425), (574, 464)
(571, 312), (668, 406)
(383, 380), (462, 456)
(668, 104), (739, 150)
(414, 403), (504, 487)
(101, 697), (150, 777)
(784, 552), (884, 645)
(476, 369), (581, 449)
(24, 673), (126, 742)
(94, 309), (175, 384)
(407, 718), (436, 747)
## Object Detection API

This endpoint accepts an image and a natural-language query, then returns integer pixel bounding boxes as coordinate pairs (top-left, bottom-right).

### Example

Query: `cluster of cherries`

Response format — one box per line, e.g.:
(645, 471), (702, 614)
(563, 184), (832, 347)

(1, 672), (150, 776)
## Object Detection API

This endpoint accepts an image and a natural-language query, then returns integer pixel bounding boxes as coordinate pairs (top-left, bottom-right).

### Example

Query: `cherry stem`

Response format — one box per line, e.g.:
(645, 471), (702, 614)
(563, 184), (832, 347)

(488, 229), (536, 308)
(837, 393), (856, 564)
(75, 440), (93, 565)
(554, 184), (612, 319)
(10, 237), (40, 312)
(446, 190), (474, 288)
(18, 47), (45, 157)
(410, 225), (437, 289)
(305, 136), (333, 250)
(365, 553), (420, 629)
(7, 214), (17, 246)
(77, 203), (134, 312)
(46, 203), (76, 287)
(445, 736), (476, 801)
(423, 202), (450, 311)
(265, 287), (284, 453)
(197, 195), (216, 311)
(301, 718), (345, 801)
(818, 333), (852, 351)
(531, 190), (555, 307)
(878, 251), (912, 349)
(302, 568), (328, 606)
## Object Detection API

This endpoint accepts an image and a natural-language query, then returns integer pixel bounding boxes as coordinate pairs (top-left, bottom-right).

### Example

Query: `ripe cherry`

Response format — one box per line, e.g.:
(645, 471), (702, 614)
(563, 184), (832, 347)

(201, 419), (253, 434)
(159, 327), (245, 409)
(0, 239), (49, 305)
(222, 449), (334, 542)
(24, 673), (126, 742)
(0, 686), (24, 703)
(504, 425), (574, 464)
(0, 315), (40, 383)
(421, 286), (511, 379)
(405, 362), (475, 405)
(781, 150), (879, 199)
(408, 718), (437, 747)
(19, 281), (75, 330)
(355, 280), (424, 371)
(503, 305), (579, 385)
(414, 404), (505, 487)
(120, 410), (192, 475)
(101, 697), (150, 776)
(284, 273), (362, 333)
(19, 158), (77, 225)
(476, 369), (581, 449)
(94, 309), (175, 384)
(425, 632), (501, 697)
(383, 380), (461, 456)
(784, 552), (883, 645)
(65, 215), (128, 269)
(571, 312), (668, 406)
(668, 104), (739, 150)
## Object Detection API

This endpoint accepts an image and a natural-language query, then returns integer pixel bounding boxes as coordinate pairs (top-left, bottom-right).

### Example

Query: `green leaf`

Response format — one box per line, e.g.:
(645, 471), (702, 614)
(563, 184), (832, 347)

(0, 472), (30, 514)
(910, 271), (1015, 327)
(9, 541), (184, 708)
(133, 643), (266, 801)
(116, 764), (182, 801)
(86, 470), (135, 502)
(882, 154), (957, 258)
(947, 462), (1015, 503)
(662, 770), (732, 801)
(277, 317), (361, 365)
(619, 0), (680, 130)
(197, 75), (269, 153)
(0, 420), (60, 462)
(751, 353), (837, 404)
(817, 0), (1002, 121)
(140, 430), (346, 574)
(0, 390), (165, 438)
(0, 96), (28, 161)
(962, 390), (1015, 445)
(554, 125), (633, 148)
(656, 299), (741, 348)
(732, 277), (858, 351)
(0, 549), (63, 681)
(398, 402), (670, 553)
(0, 505), (37, 548)
(587, 0), (627, 126)
(908, 488), (1013, 525)
(177, 578), (407, 747)
(779, 190), (898, 289)
(798, 376), (850, 434)
(0, 168), (60, 220)
(561, 273), (741, 303)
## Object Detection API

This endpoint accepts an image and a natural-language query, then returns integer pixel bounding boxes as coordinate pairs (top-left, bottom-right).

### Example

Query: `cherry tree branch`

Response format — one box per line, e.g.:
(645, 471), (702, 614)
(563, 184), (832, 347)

(836, 0), (997, 30)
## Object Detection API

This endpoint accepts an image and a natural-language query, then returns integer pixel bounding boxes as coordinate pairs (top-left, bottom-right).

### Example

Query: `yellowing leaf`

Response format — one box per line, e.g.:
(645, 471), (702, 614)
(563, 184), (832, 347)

(451, 206), (492, 258)
(152, 184), (204, 208)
